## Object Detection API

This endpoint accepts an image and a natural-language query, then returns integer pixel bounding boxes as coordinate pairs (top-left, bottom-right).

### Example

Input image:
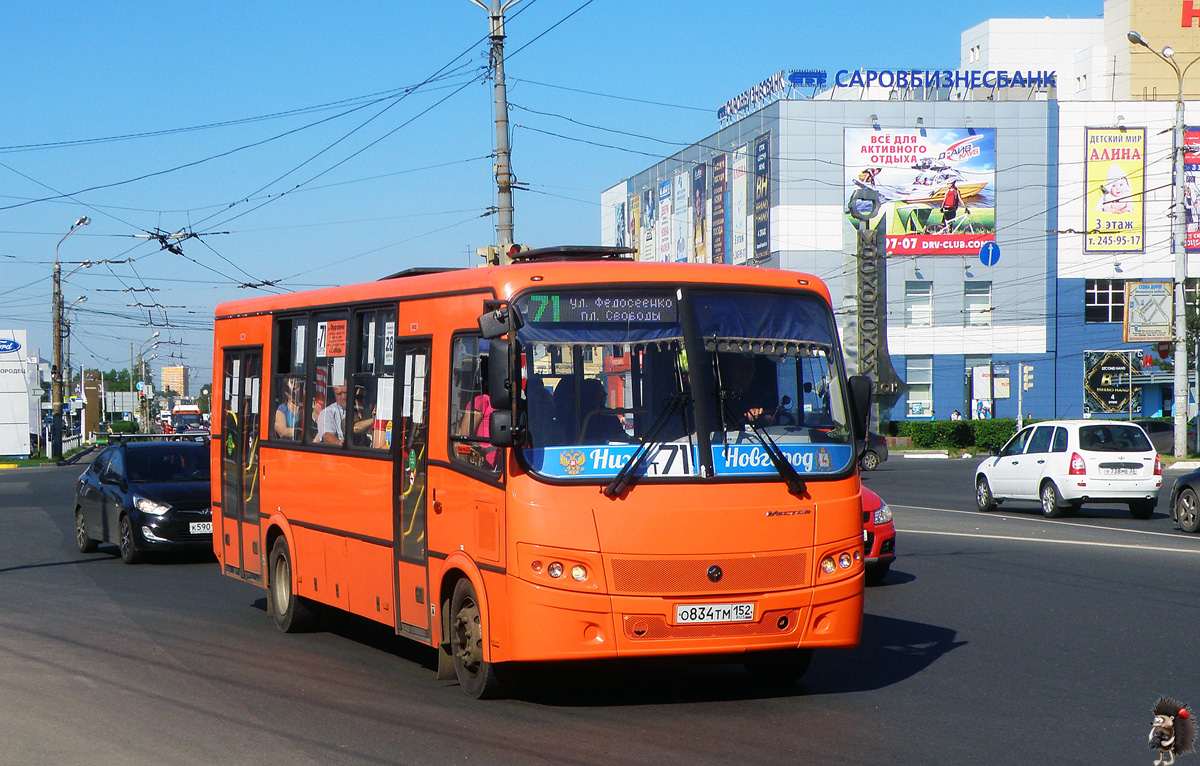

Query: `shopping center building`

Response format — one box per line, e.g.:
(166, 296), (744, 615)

(600, 0), (1200, 423)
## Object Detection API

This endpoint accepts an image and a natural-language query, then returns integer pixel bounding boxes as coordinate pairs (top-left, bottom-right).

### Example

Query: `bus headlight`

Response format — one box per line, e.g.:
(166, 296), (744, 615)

(571, 565), (587, 582)
(820, 556), (837, 574)
(838, 553), (853, 569)
(548, 562), (563, 578)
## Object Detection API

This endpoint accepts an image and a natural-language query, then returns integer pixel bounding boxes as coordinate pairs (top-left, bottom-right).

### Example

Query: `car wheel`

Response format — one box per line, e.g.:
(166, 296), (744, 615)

(1040, 482), (1067, 518)
(118, 515), (142, 564)
(74, 508), (98, 553)
(743, 648), (813, 684)
(859, 450), (879, 471)
(268, 536), (320, 633)
(1178, 488), (1200, 533)
(450, 578), (509, 699)
(865, 560), (891, 585)
(1128, 499), (1156, 520)
(975, 475), (997, 512)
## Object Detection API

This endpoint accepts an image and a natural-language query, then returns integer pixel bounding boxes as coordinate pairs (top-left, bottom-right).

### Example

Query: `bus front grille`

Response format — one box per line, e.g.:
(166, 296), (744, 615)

(609, 552), (808, 595)
(622, 609), (801, 640)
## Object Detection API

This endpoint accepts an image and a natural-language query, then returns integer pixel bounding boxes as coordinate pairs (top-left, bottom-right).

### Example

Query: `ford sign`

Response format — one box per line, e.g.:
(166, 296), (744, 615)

(0, 339), (20, 354)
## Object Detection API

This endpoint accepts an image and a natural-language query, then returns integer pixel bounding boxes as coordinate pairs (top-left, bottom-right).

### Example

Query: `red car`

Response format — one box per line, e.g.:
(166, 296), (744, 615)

(862, 485), (896, 585)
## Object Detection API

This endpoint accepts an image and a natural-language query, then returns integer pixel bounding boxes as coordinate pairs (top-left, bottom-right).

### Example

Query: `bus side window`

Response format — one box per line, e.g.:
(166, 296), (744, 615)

(449, 335), (502, 474)
(350, 308), (396, 451)
(272, 316), (308, 442)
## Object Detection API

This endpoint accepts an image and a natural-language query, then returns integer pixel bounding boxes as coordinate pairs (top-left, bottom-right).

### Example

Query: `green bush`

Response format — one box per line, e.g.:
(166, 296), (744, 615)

(108, 420), (136, 434)
(971, 418), (1018, 451)
(893, 418), (1014, 450)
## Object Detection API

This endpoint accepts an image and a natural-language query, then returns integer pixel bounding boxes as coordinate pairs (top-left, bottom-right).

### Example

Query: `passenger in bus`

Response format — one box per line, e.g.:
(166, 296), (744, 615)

(716, 353), (776, 428)
(552, 376), (626, 444)
(316, 385), (347, 444)
(458, 392), (500, 468)
(274, 378), (303, 440)
(350, 386), (377, 447)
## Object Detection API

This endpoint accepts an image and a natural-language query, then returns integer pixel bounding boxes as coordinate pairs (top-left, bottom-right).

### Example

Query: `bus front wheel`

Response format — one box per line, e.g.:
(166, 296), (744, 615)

(268, 536), (319, 633)
(450, 578), (508, 699)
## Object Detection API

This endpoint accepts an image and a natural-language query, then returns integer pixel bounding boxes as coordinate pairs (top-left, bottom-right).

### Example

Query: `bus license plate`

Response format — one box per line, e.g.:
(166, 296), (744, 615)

(674, 603), (755, 624)
(190, 522), (213, 534)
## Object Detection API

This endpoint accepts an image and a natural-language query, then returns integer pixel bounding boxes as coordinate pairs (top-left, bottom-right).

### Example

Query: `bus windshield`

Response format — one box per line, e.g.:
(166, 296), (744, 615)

(513, 287), (855, 482)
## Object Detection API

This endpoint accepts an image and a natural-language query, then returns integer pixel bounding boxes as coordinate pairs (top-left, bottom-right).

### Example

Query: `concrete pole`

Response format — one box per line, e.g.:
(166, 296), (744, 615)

(469, 0), (521, 250)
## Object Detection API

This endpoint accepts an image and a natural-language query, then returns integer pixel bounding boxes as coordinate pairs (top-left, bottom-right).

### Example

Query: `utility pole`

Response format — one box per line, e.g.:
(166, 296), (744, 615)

(51, 216), (89, 459)
(468, 0), (521, 250)
(1128, 31), (1200, 456)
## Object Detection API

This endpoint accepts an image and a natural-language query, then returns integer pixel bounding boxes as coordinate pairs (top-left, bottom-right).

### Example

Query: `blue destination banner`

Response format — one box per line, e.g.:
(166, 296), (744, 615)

(835, 69), (1056, 89)
(525, 442), (855, 479)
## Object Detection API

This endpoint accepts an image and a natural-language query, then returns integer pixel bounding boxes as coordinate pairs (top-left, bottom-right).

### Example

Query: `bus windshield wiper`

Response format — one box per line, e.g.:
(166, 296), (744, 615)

(744, 421), (807, 495)
(603, 392), (691, 498)
(717, 398), (807, 496)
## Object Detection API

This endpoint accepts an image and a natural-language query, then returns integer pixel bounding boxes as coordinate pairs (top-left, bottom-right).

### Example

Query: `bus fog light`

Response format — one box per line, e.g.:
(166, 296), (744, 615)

(838, 553), (852, 569)
(571, 565), (587, 581)
(548, 562), (563, 578)
(531, 560), (543, 574)
(820, 556), (836, 574)
(854, 550), (862, 562)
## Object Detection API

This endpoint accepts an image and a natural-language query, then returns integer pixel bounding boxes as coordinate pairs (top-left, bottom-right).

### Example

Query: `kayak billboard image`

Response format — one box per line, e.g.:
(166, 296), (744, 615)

(844, 127), (996, 255)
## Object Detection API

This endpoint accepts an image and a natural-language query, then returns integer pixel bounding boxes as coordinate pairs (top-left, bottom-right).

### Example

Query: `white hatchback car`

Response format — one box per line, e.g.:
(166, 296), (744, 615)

(975, 420), (1162, 518)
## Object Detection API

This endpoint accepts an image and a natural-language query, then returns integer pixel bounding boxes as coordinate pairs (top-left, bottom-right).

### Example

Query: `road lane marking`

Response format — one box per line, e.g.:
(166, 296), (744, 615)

(897, 528), (1200, 554)
(891, 504), (1196, 542)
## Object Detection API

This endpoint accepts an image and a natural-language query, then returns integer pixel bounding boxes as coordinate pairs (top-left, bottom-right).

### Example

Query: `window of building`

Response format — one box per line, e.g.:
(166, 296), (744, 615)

(905, 281), (933, 327)
(970, 45), (981, 63)
(906, 356), (933, 417)
(1076, 74), (1088, 92)
(964, 281), (992, 326)
(1084, 279), (1124, 323)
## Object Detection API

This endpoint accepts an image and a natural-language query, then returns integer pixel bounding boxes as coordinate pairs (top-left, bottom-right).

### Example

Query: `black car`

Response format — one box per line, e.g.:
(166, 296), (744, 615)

(859, 431), (889, 471)
(1170, 465), (1200, 533)
(73, 438), (213, 564)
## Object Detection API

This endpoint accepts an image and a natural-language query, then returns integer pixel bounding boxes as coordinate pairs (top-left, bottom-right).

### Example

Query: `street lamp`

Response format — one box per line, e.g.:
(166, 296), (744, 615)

(51, 215), (90, 459)
(1128, 31), (1200, 457)
(63, 295), (87, 438)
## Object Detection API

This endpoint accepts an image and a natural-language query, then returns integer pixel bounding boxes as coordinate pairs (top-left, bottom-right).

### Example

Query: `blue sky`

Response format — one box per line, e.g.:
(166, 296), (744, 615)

(0, 0), (1101, 386)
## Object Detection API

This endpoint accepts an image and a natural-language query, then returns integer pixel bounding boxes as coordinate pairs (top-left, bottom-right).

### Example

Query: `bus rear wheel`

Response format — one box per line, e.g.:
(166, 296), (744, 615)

(268, 536), (319, 633)
(743, 647), (813, 685)
(450, 578), (508, 699)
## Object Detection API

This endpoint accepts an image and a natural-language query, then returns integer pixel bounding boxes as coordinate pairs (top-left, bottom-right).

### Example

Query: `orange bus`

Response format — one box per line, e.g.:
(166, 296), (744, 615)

(211, 246), (872, 697)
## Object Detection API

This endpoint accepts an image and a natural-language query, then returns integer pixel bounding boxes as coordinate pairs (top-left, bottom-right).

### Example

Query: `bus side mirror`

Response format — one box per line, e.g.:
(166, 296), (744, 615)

(478, 300), (523, 340)
(848, 375), (872, 441)
(487, 338), (513, 410)
(488, 410), (515, 448)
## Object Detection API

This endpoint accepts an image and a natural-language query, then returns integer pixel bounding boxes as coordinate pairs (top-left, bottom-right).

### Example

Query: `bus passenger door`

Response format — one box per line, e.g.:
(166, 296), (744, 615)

(220, 348), (264, 583)
(393, 340), (432, 638)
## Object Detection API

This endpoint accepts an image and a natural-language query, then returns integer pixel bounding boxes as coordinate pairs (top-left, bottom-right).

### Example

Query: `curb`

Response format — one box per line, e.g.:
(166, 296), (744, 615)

(1166, 461), (1200, 471)
(900, 450), (949, 459)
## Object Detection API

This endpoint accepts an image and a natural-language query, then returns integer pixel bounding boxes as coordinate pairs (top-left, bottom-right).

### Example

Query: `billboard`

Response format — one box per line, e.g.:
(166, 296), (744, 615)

(1185, 128), (1200, 252)
(711, 153), (727, 264)
(1083, 127), (1145, 253)
(657, 179), (672, 262)
(1123, 281), (1173, 342)
(691, 163), (708, 262)
(1083, 350), (1143, 415)
(0, 330), (32, 457)
(730, 147), (750, 265)
(753, 133), (771, 262)
(641, 187), (657, 262)
(844, 127), (996, 256)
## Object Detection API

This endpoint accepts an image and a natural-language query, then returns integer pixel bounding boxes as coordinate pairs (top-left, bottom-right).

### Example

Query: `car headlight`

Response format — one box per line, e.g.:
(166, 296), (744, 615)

(873, 503), (893, 525)
(134, 496), (171, 516)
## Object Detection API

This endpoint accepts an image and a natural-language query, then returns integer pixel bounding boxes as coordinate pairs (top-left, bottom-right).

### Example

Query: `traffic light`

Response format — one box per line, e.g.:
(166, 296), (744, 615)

(1022, 364), (1034, 391)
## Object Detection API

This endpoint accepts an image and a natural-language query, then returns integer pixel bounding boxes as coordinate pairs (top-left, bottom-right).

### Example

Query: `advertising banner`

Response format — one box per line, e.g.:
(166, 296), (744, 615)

(657, 179), (672, 262)
(691, 163), (708, 262)
(1084, 127), (1145, 253)
(1083, 350), (1143, 414)
(711, 153), (727, 264)
(1123, 281), (1173, 342)
(642, 188), (657, 262)
(844, 127), (995, 256)
(753, 133), (771, 262)
(730, 147), (749, 265)
(673, 171), (689, 262)
(1185, 128), (1200, 252)
(0, 330), (32, 457)
(627, 192), (641, 259)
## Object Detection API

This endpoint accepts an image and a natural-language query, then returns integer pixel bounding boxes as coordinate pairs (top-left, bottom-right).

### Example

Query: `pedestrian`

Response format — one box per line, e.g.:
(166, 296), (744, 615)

(950, 410), (962, 421)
